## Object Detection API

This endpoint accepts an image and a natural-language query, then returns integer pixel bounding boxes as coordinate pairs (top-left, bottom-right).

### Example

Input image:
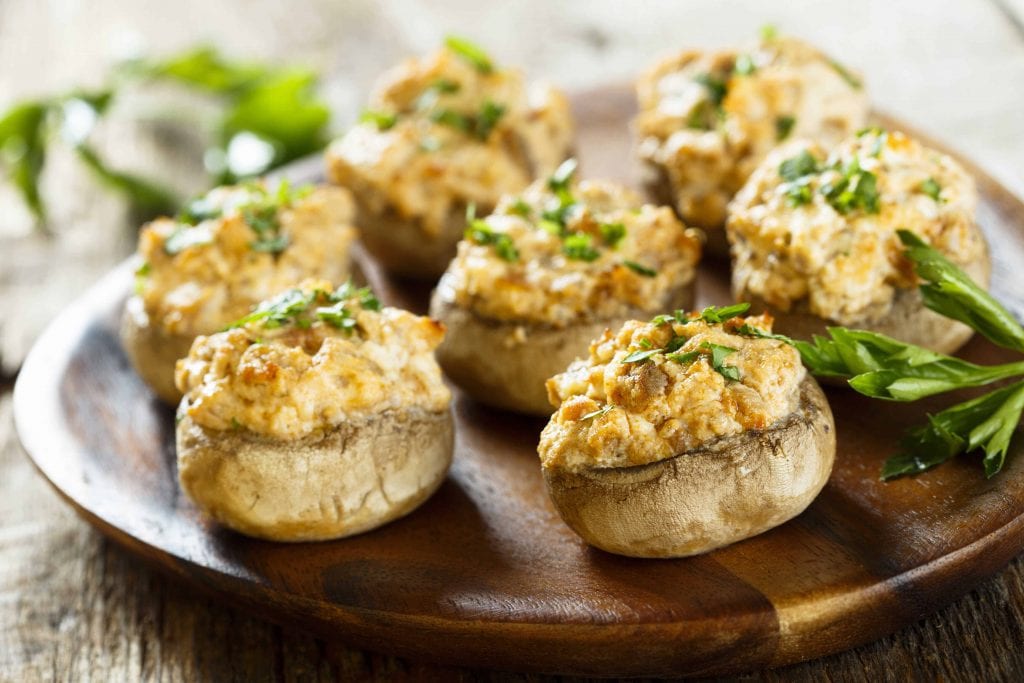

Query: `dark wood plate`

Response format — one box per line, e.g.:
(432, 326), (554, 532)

(13, 85), (1024, 678)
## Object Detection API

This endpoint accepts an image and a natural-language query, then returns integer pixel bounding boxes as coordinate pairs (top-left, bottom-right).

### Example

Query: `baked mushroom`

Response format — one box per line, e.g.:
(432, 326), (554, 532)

(122, 181), (357, 404)
(539, 306), (835, 558)
(326, 36), (574, 278)
(174, 280), (453, 541)
(430, 160), (703, 415)
(634, 32), (869, 253)
(727, 128), (990, 354)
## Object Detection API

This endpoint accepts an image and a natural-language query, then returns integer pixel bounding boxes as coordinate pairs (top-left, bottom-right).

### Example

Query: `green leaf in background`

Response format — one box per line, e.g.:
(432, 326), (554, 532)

(122, 46), (266, 95)
(75, 144), (178, 217)
(0, 102), (49, 219)
(218, 70), (330, 182)
(898, 229), (1024, 353)
(0, 45), (332, 225)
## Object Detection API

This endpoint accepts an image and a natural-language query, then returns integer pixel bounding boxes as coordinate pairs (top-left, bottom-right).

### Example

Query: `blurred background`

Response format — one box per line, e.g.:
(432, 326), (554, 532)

(1, 0), (1023, 375)
(2, 0), (1024, 679)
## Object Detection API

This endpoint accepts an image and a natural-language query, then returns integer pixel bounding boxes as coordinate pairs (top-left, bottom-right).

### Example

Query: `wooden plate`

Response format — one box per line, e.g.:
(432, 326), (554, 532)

(14, 85), (1024, 678)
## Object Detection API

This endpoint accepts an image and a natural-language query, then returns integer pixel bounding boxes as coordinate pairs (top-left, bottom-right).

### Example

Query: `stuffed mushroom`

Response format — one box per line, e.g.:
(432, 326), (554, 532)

(539, 307), (835, 558)
(122, 181), (357, 404)
(430, 160), (703, 415)
(727, 128), (990, 354)
(326, 37), (574, 278)
(174, 280), (453, 541)
(634, 32), (869, 253)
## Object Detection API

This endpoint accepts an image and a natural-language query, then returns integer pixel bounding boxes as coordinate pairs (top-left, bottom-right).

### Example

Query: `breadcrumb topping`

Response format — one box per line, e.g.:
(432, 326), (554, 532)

(539, 312), (804, 473)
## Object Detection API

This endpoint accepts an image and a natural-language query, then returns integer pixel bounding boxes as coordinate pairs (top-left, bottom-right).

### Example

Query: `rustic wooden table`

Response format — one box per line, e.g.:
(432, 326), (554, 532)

(2, 1), (1024, 680)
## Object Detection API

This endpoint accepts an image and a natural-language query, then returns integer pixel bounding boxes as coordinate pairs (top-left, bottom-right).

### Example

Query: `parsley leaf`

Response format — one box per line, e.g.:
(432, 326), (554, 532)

(775, 115), (796, 141)
(444, 36), (494, 74)
(581, 404), (614, 420)
(779, 150), (819, 182)
(466, 220), (518, 261)
(699, 303), (751, 324)
(694, 73), (727, 107)
(882, 380), (1024, 480)
(920, 177), (942, 201)
(599, 222), (626, 247)
(360, 110), (397, 130)
(898, 230), (1024, 353)
(563, 233), (600, 261)
(622, 348), (663, 364)
(830, 60), (862, 89)
(623, 260), (657, 277)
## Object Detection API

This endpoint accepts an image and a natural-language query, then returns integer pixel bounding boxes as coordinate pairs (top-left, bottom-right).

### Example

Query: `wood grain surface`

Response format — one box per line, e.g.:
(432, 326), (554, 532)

(13, 93), (1024, 677)
(3, 1), (1024, 681)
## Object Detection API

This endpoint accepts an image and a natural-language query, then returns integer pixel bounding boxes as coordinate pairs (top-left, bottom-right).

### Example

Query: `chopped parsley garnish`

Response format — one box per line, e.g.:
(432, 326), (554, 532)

(133, 261), (151, 294)
(466, 219), (518, 261)
(699, 302), (751, 323)
(777, 150), (880, 214)
(360, 110), (397, 131)
(563, 233), (600, 261)
(830, 60), (862, 89)
(921, 177), (942, 201)
(508, 199), (532, 217)
(599, 222), (626, 247)
(735, 54), (756, 76)
(775, 115), (796, 141)
(444, 36), (494, 74)
(167, 180), (311, 256)
(779, 150), (820, 182)
(694, 73), (727, 107)
(623, 260), (657, 277)
(622, 348), (662, 363)
(474, 100), (506, 140)
(229, 281), (379, 331)
(548, 158), (578, 199)
(820, 157), (880, 215)
(760, 24), (778, 41)
(431, 108), (473, 133)
(621, 338), (741, 381)
(431, 78), (461, 94)
(702, 341), (741, 380)
(430, 99), (506, 141)
(581, 404), (614, 420)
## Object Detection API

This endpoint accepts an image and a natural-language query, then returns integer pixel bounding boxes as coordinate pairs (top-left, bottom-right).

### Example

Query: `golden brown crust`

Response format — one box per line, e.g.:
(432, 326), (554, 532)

(176, 406), (454, 541)
(734, 248), (991, 356)
(429, 280), (696, 415)
(542, 376), (835, 558)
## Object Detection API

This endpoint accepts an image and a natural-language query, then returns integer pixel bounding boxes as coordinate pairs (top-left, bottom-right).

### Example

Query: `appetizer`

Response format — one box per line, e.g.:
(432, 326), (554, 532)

(326, 37), (574, 278)
(539, 307), (835, 558)
(122, 181), (357, 404)
(430, 160), (703, 415)
(634, 32), (868, 253)
(727, 128), (990, 354)
(174, 280), (453, 541)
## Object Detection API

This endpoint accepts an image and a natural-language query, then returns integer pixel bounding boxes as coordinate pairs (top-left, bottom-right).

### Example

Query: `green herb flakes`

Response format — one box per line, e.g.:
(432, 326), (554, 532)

(920, 177), (942, 201)
(444, 36), (494, 74)
(623, 260), (657, 277)
(563, 233), (600, 262)
(775, 115), (796, 141)
(598, 222), (626, 247)
(360, 110), (397, 131)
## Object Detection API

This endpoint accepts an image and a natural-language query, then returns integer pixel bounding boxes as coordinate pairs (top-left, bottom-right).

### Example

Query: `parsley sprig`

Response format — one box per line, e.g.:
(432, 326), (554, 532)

(621, 304), (751, 381)
(165, 179), (311, 256)
(738, 230), (1024, 479)
(230, 281), (381, 332)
